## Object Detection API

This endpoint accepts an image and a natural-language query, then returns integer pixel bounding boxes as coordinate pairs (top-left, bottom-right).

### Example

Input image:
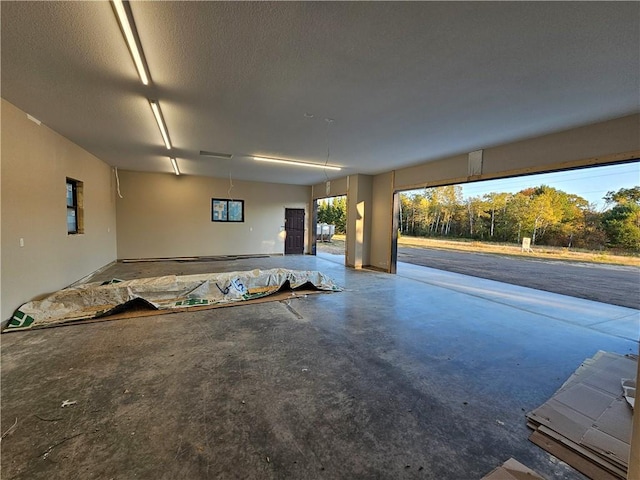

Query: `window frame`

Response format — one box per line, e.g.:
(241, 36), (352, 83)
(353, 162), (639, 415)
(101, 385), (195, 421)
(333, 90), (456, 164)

(212, 198), (244, 223)
(66, 178), (84, 234)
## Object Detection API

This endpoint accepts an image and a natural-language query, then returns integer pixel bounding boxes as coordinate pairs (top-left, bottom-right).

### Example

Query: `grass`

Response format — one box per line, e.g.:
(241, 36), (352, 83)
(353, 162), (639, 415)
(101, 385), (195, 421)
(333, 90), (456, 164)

(397, 235), (640, 267)
(321, 234), (639, 267)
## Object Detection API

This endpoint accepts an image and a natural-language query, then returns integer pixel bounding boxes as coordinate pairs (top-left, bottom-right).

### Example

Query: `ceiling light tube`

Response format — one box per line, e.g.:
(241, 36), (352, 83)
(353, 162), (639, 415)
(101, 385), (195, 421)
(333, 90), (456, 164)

(253, 156), (341, 171)
(149, 100), (171, 149)
(112, 0), (150, 85)
(170, 157), (180, 176)
(199, 150), (234, 159)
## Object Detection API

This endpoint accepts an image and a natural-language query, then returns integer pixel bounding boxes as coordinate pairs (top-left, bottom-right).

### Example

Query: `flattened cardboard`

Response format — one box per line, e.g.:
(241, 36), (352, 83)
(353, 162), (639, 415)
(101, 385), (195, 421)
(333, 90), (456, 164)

(481, 457), (545, 480)
(556, 383), (621, 419)
(527, 351), (636, 479)
(536, 425), (626, 477)
(592, 398), (633, 447)
(529, 430), (621, 480)
(621, 379), (636, 409)
(581, 428), (629, 468)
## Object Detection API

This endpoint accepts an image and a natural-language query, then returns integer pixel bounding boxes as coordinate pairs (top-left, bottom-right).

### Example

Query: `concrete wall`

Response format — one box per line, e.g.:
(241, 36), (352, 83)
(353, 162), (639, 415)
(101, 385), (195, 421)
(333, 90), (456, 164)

(115, 170), (311, 259)
(1, 99), (117, 322)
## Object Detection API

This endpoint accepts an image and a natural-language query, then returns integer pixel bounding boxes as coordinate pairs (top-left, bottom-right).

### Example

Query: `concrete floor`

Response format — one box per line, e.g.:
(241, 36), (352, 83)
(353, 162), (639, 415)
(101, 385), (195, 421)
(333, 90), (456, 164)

(1, 254), (638, 479)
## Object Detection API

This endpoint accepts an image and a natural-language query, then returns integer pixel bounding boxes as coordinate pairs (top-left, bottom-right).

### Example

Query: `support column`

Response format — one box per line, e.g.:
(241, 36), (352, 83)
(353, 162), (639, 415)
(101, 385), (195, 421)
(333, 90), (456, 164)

(345, 174), (372, 269)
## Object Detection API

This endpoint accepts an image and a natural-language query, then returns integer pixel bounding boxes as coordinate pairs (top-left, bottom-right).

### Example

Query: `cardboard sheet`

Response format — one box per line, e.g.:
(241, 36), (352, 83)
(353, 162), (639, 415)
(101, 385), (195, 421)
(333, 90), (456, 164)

(481, 457), (546, 480)
(621, 379), (635, 409)
(6, 268), (342, 331)
(526, 351), (636, 479)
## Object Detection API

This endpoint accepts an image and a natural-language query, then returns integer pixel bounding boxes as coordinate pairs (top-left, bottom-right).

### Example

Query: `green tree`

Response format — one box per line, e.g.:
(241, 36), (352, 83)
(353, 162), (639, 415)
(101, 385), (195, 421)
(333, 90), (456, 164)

(425, 185), (462, 236)
(317, 196), (347, 234)
(504, 192), (530, 243)
(601, 187), (640, 250)
(604, 186), (640, 205)
(464, 196), (489, 238)
(483, 192), (512, 239)
(506, 185), (588, 246)
(406, 192), (431, 236)
(398, 181), (636, 252)
(528, 187), (590, 247)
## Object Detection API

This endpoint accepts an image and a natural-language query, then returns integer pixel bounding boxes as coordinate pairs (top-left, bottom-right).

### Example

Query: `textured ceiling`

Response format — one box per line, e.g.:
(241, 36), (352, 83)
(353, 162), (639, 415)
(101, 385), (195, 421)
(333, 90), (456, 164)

(2, 1), (639, 185)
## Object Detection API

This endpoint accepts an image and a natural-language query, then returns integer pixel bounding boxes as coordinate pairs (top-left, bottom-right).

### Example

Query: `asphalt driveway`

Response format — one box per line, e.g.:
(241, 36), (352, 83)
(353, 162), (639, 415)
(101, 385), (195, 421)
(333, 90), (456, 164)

(397, 247), (640, 310)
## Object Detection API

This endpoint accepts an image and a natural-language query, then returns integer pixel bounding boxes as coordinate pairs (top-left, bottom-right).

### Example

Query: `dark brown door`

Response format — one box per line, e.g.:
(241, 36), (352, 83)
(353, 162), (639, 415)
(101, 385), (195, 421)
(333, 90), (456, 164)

(285, 208), (305, 254)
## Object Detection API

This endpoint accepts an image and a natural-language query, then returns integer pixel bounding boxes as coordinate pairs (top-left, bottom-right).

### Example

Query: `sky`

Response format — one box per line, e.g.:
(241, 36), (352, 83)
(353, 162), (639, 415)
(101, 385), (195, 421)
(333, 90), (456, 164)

(459, 161), (639, 211)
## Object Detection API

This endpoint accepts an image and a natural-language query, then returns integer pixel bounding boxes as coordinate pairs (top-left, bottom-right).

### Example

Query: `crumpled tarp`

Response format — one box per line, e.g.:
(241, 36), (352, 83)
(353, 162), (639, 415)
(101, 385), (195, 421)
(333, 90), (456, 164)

(7, 268), (342, 331)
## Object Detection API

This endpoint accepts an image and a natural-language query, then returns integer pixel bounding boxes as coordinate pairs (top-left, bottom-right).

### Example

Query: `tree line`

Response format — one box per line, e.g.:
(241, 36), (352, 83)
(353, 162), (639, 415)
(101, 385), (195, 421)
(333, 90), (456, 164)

(399, 185), (639, 251)
(318, 185), (640, 251)
(317, 196), (347, 234)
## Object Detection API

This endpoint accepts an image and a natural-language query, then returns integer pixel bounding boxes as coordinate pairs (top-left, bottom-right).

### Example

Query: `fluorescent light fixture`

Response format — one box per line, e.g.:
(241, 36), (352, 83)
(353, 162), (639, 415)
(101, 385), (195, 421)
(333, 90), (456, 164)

(26, 114), (42, 126)
(170, 157), (180, 176)
(253, 156), (341, 171)
(199, 150), (233, 159)
(112, 0), (150, 85)
(149, 100), (171, 150)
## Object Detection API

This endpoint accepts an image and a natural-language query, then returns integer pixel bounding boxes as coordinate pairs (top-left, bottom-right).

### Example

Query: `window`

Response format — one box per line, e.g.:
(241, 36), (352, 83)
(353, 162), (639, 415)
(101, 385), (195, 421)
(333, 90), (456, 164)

(66, 178), (84, 234)
(212, 198), (244, 222)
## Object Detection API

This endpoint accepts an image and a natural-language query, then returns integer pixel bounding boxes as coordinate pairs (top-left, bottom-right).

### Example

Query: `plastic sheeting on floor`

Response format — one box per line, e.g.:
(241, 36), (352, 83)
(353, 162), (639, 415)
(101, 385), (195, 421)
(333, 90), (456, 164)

(6, 268), (342, 331)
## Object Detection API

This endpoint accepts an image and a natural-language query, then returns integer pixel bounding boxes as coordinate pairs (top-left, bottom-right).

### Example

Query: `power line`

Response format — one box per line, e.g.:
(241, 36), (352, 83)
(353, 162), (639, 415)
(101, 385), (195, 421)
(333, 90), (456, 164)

(403, 162), (639, 204)
(462, 167), (638, 193)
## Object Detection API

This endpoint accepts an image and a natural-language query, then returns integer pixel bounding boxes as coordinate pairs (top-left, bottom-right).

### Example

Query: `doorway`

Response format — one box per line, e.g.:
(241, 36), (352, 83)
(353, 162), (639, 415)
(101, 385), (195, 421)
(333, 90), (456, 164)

(314, 195), (347, 260)
(284, 208), (305, 254)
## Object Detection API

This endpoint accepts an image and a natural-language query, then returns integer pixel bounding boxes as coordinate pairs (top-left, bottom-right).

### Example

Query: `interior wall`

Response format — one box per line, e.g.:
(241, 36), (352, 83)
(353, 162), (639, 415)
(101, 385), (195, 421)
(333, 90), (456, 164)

(1, 99), (117, 322)
(115, 170), (311, 259)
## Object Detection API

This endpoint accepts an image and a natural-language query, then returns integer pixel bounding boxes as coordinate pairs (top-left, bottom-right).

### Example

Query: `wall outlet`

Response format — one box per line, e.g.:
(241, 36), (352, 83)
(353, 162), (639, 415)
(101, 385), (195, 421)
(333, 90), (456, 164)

(19, 238), (24, 247)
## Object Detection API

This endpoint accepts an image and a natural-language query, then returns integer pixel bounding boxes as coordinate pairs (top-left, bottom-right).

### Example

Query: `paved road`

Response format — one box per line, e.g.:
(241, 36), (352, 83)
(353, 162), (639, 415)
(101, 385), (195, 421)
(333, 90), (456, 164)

(397, 247), (640, 310)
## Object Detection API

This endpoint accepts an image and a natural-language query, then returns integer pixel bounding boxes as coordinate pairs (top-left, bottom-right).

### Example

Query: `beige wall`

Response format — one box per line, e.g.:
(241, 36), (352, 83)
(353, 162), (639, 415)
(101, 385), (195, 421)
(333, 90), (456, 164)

(483, 114), (640, 177)
(394, 154), (469, 191)
(395, 114), (640, 191)
(115, 170), (311, 259)
(311, 176), (349, 200)
(1, 99), (117, 322)
(345, 175), (373, 268)
(370, 172), (394, 272)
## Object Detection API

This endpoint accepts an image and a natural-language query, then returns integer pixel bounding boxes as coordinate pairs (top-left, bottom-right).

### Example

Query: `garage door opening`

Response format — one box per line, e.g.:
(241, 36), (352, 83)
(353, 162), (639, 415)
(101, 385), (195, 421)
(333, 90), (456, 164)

(392, 161), (640, 308)
(314, 195), (347, 261)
